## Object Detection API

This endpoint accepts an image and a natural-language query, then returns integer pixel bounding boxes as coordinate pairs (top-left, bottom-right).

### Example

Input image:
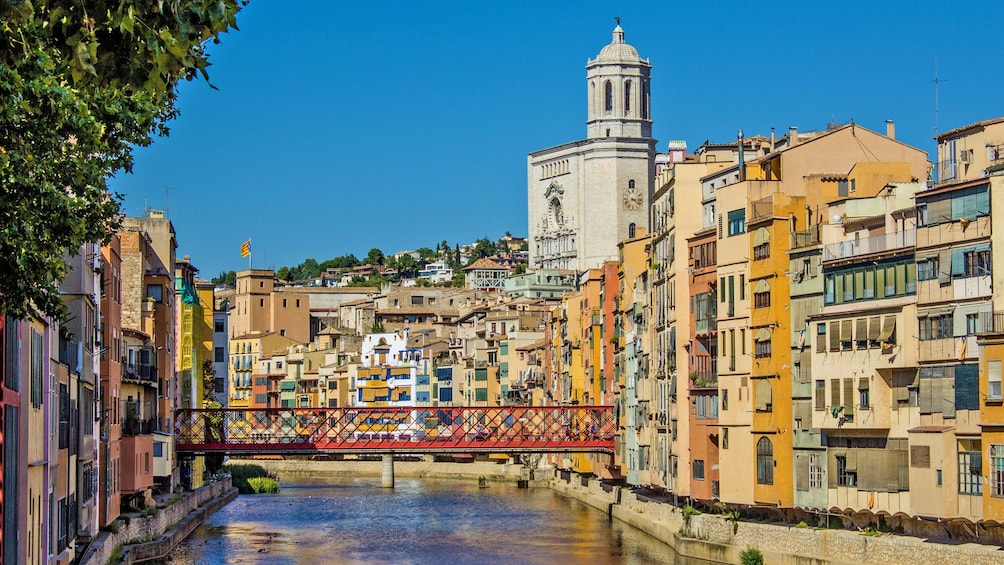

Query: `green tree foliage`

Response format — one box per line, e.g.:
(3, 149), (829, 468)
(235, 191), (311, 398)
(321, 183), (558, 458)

(415, 247), (436, 262)
(468, 237), (499, 264)
(211, 270), (237, 286)
(396, 254), (419, 278)
(365, 247), (385, 265)
(0, 0), (245, 320)
(318, 253), (359, 271)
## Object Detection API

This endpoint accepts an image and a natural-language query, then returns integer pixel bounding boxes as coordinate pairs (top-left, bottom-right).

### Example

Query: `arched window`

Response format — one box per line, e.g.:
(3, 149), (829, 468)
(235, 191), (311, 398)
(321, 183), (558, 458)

(624, 80), (632, 114)
(628, 180), (635, 189)
(604, 81), (613, 113)
(629, 223), (637, 239)
(757, 437), (774, 485)
(641, 82), (650, 119)
(755, 378), (772, 411)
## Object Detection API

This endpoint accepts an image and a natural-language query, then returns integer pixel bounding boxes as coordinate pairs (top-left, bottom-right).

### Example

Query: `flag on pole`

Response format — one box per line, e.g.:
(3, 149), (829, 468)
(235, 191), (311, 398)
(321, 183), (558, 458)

(241, 239), (251, 258)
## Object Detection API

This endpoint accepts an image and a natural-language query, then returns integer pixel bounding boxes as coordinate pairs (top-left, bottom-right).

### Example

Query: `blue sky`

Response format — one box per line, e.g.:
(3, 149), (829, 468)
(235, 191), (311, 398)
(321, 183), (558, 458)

(110, 0), (1004, 279)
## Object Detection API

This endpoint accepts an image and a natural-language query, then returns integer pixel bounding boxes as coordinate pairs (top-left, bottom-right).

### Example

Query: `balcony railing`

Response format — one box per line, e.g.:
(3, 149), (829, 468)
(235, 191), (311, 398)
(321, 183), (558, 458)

(122, 418), (154, 436)
(823, 229), (916, 262)
(977, 312), (1004, 335)
(790, 225), (821, 249)
(123, 363), (158, 383)
(936, 159), (957, 184)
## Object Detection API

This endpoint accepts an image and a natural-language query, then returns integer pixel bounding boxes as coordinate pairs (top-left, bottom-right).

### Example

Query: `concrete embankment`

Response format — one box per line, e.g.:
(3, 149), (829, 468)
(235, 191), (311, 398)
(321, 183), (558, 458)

(81, 479), (236, 565)
(249, 457), (549, 485)
(243, 460), (1004, 564)
(551, 473), (1004, 565)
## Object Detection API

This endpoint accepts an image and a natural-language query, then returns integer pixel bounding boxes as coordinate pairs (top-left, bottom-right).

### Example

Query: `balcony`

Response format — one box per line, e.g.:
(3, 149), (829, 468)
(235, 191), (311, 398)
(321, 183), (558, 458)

(977, 312), (1004, 335)
(823, 230), (916, 262)
(690, 371), (718, 389)
(695, 315), (717, 336)
(123, 362), (158, 384)
(122, 417), (154, 436)
(749, 196), (774, 224)
(790, 225), (821, 249)
(936, 159), (957, 184)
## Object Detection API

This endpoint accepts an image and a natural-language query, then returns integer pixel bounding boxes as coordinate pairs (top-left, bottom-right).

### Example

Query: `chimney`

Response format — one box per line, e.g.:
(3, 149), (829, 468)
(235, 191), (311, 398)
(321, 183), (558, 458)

(770, 127), (776, 152)
(886, 119), (895, 140)
(788, 126), (798, 147)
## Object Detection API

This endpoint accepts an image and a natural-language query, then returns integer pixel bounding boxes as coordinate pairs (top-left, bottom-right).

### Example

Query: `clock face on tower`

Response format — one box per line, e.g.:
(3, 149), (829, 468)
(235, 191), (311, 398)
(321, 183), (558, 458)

(623, 187), (643, 211)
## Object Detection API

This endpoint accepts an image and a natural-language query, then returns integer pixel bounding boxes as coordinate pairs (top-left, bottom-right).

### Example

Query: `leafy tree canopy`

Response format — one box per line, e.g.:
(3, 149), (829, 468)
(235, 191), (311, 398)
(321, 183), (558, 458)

(364, 247), (385, 265)
(0, 0), (245, 320)
(211, 270), (237, 286)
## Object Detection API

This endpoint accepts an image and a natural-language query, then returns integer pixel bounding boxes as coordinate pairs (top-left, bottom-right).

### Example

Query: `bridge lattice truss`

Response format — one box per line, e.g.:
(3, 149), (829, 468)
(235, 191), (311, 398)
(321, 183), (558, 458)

(175, 406), (616, 455)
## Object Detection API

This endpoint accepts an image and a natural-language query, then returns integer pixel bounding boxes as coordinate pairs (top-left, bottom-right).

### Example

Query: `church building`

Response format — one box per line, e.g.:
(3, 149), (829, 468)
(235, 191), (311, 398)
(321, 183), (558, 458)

(528, 24), (657, 271)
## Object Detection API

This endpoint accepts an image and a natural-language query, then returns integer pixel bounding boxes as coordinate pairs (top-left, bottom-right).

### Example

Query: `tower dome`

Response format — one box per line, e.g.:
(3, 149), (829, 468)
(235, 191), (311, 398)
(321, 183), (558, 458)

(596, 25), (641, 63)
(586, 22), (652, 140)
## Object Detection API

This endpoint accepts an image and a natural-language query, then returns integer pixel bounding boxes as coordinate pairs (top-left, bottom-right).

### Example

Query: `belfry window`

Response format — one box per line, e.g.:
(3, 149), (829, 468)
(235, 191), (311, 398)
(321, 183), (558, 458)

(624, 80), (632, 114)
(604, 81), (613, 113)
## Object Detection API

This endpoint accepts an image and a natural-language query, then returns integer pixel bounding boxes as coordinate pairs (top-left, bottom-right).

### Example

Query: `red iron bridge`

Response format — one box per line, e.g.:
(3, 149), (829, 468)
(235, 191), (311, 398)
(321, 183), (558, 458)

(175, 406), (616, 455)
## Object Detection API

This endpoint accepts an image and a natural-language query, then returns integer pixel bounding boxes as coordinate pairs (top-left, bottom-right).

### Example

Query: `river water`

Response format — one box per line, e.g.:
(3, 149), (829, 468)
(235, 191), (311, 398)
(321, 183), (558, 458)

(166, 476), (710, 564)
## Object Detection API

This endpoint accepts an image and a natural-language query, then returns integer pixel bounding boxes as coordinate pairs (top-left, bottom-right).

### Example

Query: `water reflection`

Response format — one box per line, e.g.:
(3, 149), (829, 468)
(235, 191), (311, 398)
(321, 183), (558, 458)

(168, 477), (710, 564)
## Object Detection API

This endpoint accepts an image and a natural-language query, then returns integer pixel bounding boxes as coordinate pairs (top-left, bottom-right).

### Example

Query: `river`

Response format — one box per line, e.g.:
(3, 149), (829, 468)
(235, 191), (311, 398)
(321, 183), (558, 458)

(166, 476), (710, 564)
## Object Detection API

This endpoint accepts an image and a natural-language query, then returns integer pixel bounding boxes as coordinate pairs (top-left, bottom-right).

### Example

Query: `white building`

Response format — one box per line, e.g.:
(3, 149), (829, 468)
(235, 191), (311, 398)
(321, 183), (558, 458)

(528, 24), (656, 271)
(418, 259), (454, 284)
(356, 329), (420, 408)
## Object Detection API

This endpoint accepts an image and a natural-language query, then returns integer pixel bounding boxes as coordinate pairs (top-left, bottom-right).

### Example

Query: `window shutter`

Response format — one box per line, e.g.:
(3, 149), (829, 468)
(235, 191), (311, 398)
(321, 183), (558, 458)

(868, 317), (881, 341)
(942, 376), (956, 418)
(830, 379), (840, 409)
(829, 321), (840, 351)
(815, 380), (826, 411)
(796, 453), (810, 491)
(919, 376), (934, 414)
(841, 320), (853, 345)
(911, 445), (931, 468)
(855, 318), (868, 345)
(843, 378), (854, 417)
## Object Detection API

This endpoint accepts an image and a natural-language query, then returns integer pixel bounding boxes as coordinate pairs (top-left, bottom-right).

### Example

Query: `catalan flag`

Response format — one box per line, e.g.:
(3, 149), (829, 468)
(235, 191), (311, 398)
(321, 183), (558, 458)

(240, 239), (251, 258)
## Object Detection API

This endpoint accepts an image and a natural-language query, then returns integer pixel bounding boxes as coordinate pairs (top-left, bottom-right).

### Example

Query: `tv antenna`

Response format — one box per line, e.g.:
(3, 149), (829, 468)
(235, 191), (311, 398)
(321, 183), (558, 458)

(932, 57), (947, 136)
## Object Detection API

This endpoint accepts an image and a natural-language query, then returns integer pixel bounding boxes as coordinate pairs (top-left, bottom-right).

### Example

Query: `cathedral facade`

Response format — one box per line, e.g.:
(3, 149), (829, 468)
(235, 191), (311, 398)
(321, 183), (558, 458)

(528, 24), (657, 271)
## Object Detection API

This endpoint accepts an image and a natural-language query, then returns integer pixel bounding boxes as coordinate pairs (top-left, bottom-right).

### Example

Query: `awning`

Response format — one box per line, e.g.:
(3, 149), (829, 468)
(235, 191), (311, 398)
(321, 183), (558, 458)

(753, 227), (771, 246)
(878, 315), (896, 341)
(918, 307), (954, 318)
(867, 317), (880, 341)
(856, 318), (868, 342)
(755, 328), (771, 342)
(754, 279), (770, 294)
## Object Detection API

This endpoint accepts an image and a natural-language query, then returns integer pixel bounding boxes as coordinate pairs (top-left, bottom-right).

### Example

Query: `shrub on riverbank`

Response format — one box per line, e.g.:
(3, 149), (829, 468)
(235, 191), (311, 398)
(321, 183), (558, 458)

(739, 547), (763, 565)
(223, 464), (280, 494)
(247, 477), (280, 493)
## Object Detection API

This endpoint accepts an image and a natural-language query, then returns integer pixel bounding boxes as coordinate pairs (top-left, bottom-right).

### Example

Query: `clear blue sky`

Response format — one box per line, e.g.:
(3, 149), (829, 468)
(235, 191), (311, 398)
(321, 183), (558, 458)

(110, 0), (1004, 279)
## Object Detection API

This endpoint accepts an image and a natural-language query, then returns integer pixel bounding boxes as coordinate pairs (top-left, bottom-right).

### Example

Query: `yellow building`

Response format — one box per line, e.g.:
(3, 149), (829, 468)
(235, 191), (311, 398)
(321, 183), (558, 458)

(618, 227), (652, 486)
(717, 123), (928, 508)
(229, 332), (301, 408)
(978, 332), (1004, 521)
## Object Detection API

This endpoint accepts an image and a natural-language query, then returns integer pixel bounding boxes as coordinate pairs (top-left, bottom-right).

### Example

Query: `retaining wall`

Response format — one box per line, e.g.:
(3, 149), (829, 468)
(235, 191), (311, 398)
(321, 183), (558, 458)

(551, 473), (1004, 565)
(81, 478), (235, 565)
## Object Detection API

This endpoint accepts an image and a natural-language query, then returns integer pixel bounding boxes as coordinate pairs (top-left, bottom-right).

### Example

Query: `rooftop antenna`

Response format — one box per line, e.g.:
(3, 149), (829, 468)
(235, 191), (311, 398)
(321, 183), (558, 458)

(164, 185), (174, 217)
(932, 57), (947, 136)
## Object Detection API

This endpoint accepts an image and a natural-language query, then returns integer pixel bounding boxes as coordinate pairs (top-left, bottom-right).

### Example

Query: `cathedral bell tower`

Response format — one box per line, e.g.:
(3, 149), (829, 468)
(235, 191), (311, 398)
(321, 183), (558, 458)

(586, 23), (652, 140)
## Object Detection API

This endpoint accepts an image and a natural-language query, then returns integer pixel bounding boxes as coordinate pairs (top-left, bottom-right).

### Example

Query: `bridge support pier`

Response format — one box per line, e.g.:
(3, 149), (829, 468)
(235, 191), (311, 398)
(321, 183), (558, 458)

(381, 454), (395, 488)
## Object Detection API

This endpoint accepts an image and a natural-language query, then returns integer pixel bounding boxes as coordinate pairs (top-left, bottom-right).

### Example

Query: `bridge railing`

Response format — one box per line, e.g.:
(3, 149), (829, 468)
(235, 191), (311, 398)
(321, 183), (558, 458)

(175, 406), (616, 454)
